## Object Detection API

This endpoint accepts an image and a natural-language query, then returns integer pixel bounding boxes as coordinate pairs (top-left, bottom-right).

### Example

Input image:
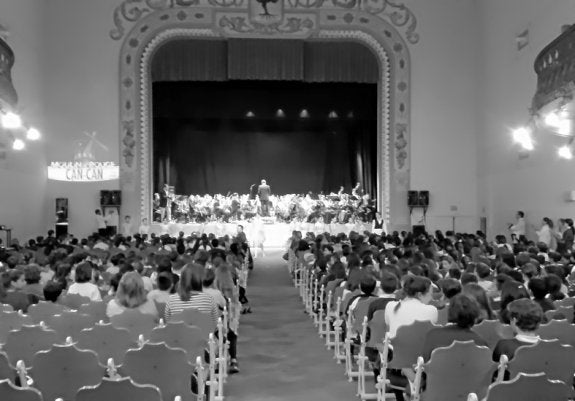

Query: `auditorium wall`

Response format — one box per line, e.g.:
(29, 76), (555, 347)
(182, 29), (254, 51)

(0, 0), (48, 241)
(477, 0), (575, 240)
(33, 0), (485, 238)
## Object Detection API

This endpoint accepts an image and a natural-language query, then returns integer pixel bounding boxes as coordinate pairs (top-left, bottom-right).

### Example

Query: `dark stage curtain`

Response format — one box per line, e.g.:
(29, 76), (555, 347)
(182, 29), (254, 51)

(153, 118), (376, 196)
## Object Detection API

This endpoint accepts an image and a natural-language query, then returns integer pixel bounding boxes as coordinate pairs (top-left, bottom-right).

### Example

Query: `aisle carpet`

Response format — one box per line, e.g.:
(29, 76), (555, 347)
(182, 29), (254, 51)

(225, 250), (359, 401)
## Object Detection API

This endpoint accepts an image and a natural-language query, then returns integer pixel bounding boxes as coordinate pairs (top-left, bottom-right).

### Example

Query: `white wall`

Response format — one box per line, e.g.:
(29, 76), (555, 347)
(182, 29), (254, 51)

(477, 0), (575, 240)
(0, 0), (47, 242)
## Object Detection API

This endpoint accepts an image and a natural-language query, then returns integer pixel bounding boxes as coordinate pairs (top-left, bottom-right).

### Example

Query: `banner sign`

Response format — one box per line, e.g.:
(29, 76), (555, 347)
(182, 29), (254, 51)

(47, 162), (119, 182)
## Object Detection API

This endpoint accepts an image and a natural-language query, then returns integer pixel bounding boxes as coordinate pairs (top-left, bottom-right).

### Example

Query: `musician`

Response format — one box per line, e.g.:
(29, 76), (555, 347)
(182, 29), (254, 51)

(257, 179), (271, 217)
(372, 212), (386, 236)
(159, 183), (173, 222)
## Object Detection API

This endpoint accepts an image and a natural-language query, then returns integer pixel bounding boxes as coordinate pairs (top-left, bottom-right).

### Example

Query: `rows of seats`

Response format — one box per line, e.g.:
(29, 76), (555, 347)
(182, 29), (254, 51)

(294, 262), (575, 401)
(0, 288), (243, 401)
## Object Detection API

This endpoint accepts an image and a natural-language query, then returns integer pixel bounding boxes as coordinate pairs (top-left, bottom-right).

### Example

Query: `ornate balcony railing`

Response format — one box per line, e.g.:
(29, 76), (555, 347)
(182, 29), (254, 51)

(0, 36), (17, 108)
(533, 24), (575, 111)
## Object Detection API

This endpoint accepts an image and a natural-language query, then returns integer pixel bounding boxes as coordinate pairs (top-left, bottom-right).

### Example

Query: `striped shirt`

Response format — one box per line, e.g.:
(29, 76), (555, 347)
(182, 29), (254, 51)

(164, 292), (218, 326)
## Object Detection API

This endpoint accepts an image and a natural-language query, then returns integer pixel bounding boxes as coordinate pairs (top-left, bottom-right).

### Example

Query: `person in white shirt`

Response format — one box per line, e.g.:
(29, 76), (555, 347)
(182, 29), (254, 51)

(139, 217), (150, 236)
(95, 209), (107, 237)
(67, 262), (102, 302)
(384, 275), (438, 338)
(106, 209), (119, 236)
(536, 217), (556, 250)
(122, 215), (133, 237)
(509, 211), (526, 241)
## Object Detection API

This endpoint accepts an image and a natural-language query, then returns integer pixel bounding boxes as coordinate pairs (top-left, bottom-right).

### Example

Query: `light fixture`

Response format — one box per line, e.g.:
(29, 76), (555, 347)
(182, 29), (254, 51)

(245, 111), (255, 118)
(347, 111), (355, 119)
(276, 109), (285, 118)
(299, 109), (309, 118)
(557, 119), (571, 136)
(328, 111), (338, 119)
(12, 138), (25, 150)
(1, 111), (22, 129)
(558, 145), (573, 159)
(26, 127), (41, 141)
(544, 111), (561, 128)
(512, 127), (534, 151)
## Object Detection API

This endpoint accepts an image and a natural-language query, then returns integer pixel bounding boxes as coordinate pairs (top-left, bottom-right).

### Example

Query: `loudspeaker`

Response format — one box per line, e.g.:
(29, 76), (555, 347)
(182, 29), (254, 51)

(413, 225), (426, 237)
(418, 190), (430, 207)
(55, 198), (68, 221)
(408, 190), (419, 207)
(100, 190), (121, 206)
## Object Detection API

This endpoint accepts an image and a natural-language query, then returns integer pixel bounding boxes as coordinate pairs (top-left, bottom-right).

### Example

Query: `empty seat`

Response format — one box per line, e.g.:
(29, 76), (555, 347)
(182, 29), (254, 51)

(149, 322), (206, 364)
(27, 301), (68, 324)
(0, 379), (42, 401)
(110, 309), (158, 341)
(538, 319), (575, 348)
(0, 311), (34, 345)
(75, 377), (162, 401)
(77, 302), (108, 324)
(59, 293), (91, 310)
(170, 309), (215, 340)
(476, 372), (571, 401)
(75, 323), (135, 366)
(3, 324), (59, 367)
(44, 311), (95, 341)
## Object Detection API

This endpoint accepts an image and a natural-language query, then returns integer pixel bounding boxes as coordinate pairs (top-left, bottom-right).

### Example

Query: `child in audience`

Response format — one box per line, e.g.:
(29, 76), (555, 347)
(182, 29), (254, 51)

(23, 264), (44, 300)
(67, 262), (102, 301)
(147, 271), (174, 304)
(0, 270), (32, 312)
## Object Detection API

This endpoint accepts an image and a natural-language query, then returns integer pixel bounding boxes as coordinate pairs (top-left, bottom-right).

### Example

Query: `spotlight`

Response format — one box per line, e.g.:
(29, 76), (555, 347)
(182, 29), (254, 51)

(1, 111), (22, 129)
(12, 138), (25, 151)
(299, 109), (309, 119)
(328, 111), (338, 119)
(558, 145), (573, 159)
(26, 127), (41, 141)
(276, 109), (285, 118)
(347, 111), (355, 119)
(512, 127), (534, 151)
(245, 111), (255, 118)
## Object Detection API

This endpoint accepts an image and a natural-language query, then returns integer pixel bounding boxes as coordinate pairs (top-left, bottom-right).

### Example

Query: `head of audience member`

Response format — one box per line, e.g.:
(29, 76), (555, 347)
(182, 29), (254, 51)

(507, 298), (543, 334)
(380, 271), (399, 295)
(8, 269), (26, 290)
(500, 281), (530, 323)
(527, 277), (548, 301)
(345, 268), (362, 292)
(74, 262), (93, 284)
(401, 275), (433, 304)
(330, 261), (346, 280)
(359, 272), (377, 296)
(440, 278), (462, 300)
(115, 271), (147, 308)
(43, 281), (64, 303)
(447, 294), (481, 329)
(544, 273), (565, 301)
(203, 268), (217, 289)
(24, 264), (41, 285)
(156, 271), (174, 293)
(461, 272), (478, 286)
(178, 263), (204, 301)
(462, 283), (494, 321)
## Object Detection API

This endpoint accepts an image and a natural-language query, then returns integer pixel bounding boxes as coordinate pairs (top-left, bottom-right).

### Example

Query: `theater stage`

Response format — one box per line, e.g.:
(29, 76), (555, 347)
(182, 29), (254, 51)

(150, 221), (371, 248)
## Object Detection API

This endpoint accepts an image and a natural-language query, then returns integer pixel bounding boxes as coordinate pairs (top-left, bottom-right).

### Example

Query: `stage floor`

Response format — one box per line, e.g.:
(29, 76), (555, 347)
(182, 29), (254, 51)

(150, 221), (371, 248)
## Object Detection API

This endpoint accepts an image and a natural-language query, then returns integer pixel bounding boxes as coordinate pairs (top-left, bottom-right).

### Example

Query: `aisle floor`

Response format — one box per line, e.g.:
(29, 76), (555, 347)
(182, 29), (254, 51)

(224, 250), (359, 401)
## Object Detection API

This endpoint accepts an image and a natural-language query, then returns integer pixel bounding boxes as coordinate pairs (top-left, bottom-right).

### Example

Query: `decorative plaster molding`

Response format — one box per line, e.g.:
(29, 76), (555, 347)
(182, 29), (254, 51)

(110, 0), (419, 44)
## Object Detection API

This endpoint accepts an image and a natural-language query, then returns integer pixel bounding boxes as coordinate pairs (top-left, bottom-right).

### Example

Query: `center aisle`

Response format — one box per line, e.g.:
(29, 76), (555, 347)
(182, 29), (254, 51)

(225, 250), (359, 401)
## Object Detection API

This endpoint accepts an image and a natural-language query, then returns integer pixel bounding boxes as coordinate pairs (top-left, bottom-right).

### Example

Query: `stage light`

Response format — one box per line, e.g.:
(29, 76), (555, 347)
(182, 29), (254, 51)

(12, 138), (25, 150)
(328, 111), (338, 119)
(347, 111), (354, 119)
(245, 111), (255, 118)
(26, 127), (41, 141)
(1, 111), (22, 129)
(299, 109), (309, 118)
(558, 145), (573, 159)
(276, 109), (285, 118)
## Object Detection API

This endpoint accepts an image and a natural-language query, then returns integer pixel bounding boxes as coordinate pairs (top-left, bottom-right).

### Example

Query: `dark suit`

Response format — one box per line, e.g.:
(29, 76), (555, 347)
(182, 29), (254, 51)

(258, 184), (271, 216)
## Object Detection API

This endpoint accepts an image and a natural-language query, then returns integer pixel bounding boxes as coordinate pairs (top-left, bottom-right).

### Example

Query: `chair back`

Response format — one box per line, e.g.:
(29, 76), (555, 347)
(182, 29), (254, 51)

(110, 309), (157, 341)
(170, 308), (215, 339)
(366, 310), (387, 348)
(59, 293), (91, 310)
(538, 319), (575, 348)
(154, 301), (166, 318)
(545, 306), (574, 322)
(27, 301), (68, 324)
(150, 322), (206, 364)
(0, 379), (43, 401)
(76, 323), (135, 366)
(45, 311), (95, 341)
(122, 342), (194, 401)
(0, 304), (14, 312)
(507, 339), (575, 385)
(31, 344), (104, 401)
(0, 352), (14, 382)
(554, 297), (575, 308)
(75, 377), (161, 401)
(77, 302), (108, 324)
(3, 324), (59, 366)
(388, 320), (436, 369)
(340, 290), (361, 316)
(471, 320), (513, 349)
(425, 341), (497, 401)
(483, 372), (570, 401)
(332, 287), (345, 313)
(351, 297), (377, 334)
(0, 311), (34, 344)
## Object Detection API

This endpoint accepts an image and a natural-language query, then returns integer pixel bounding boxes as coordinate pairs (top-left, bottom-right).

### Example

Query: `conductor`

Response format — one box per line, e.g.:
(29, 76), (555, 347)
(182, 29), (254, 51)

(258, 179), (271, 217)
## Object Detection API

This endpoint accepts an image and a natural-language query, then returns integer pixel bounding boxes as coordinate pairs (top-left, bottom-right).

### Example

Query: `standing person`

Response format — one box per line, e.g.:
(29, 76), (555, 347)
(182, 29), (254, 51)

(95, 209), (107, 237)
(159, 183), (173, 222)
(536, 217), (556, 250)
(372, 211), (386, 236)
(257, 179), (271, 217)
(122, 215), (133, 237)
(139, 217), (150, 236)
(509, 211), (526, 242)
(106, 209), (119, 237)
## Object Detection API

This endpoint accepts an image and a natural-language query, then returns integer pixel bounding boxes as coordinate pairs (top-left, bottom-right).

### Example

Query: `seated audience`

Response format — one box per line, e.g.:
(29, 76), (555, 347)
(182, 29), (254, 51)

(106, 272), (159, 318)
(0, 270), (32, 312)
(67, 262), (102, 301)
(462, 283), (496, 321)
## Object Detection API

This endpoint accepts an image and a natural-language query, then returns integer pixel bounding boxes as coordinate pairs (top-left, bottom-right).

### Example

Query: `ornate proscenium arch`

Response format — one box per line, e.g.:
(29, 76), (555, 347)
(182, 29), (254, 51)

(112, 0), (417, 229)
